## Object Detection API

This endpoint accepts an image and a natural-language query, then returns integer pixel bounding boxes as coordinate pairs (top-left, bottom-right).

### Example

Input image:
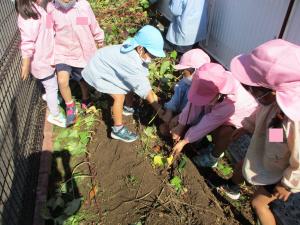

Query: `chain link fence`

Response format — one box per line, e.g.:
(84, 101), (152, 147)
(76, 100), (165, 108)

(0, 1), (46, 224)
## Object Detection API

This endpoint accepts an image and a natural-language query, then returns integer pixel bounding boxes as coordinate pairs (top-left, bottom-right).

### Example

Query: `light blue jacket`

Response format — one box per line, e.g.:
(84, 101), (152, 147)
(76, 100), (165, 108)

(164, 78), (190, 113)
(166, 0), (208, 46)
(82, 45), (151, 99)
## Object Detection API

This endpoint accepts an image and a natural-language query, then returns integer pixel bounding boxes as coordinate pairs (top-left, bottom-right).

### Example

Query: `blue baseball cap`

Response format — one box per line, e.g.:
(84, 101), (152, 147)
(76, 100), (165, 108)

(121, 25), (166, 57)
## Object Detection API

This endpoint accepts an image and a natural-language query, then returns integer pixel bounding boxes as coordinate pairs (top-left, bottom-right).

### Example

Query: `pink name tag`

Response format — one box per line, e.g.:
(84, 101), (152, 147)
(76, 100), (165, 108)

(76, 17), (88, 25)
(269, 128), (283, 142)
(46, 14), (53, 29)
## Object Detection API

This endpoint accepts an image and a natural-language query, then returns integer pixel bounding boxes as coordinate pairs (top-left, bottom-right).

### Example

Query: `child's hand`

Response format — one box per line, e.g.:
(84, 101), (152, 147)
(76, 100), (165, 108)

(273, 183), (291, 201)
(171, 124), (185, 142)
(161, 110), (173, 123)
(231, 128), (247, 141)
(169, 115), (179, 129)
(21, 58), (30, 80)
(172, 139), (188, 157)
(157, 108), (165, 119)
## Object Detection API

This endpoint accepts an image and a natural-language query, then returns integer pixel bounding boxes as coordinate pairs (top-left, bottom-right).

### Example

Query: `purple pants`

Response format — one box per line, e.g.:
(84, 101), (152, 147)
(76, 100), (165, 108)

(39, 74), (60, 116)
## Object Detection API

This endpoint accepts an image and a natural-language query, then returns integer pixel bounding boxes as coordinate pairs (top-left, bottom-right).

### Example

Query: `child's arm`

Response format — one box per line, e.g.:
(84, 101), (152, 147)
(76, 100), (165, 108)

(169, 0), (186, 16)
(172, 100), (235, 155)
(183, 99), (235, 143)
(170, 102), (203, 141)
(146, 90), (164, 118)
(281, 120), (300, 193)
(161, 109), (173, 123)
(164, 80), (187, 115)
(17, 15), (40, 79)
(86, 2), (104, 47)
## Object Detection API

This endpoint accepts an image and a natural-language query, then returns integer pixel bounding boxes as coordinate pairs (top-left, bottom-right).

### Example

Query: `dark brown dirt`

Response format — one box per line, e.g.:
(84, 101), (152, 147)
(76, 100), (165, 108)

(86, 112), (240, 225)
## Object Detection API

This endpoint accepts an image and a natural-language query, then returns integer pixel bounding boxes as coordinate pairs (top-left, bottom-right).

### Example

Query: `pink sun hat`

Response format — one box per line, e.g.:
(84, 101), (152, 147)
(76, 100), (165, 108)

(230, 39), (300, 121)
(174, 48), (210, 70)
(188, 63), (238, 106)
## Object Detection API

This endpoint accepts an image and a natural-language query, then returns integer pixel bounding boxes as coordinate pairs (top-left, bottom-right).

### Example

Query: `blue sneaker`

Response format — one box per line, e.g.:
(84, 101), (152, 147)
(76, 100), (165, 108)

(217, 183), (241, 200)
(111, 126), (138, 142)
(193, 144), (225, 168)
(194, 152), (219, 168)
(66, 103), (77, 127)
(122, 106), (135, 116)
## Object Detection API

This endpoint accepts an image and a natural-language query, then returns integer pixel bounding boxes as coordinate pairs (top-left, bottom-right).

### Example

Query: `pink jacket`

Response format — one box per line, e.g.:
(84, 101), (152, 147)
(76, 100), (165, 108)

(18, 3), (55, 79)
(47, 0), (104, 68)
(179, 80), (258, 143)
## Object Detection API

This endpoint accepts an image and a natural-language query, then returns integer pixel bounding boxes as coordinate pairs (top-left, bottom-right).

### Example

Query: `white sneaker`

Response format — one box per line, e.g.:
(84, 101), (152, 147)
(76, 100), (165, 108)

(42, 94), (62, 104)
(47, 112), (66, 128)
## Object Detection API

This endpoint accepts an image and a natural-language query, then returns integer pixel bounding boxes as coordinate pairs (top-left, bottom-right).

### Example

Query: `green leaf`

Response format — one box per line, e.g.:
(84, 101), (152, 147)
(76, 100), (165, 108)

(170, 176), (182, 191)
(56, 129), (70, 139)
(178, 155), (187, 173)
(160, 61), (171, 76)
(53, 140), (61, 151)
(64, 198), (81, 216)
(69, 130), (79, 138)
(170, 50), (177, 59)
(54, 196), (65, 208)
(127, 27), (137, 34)
(217, 163), (233, 176)
(79, 131), (90, 146)
(84, 115), (95, 128)
(143, 126), (157, 139)
(41, 206), (52, 220)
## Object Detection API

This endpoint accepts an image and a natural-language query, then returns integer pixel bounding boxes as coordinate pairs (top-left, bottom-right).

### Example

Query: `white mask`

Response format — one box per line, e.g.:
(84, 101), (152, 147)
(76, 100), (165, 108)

(182, 71), (195, 85)
(142, 57), (152, 64)
(54, 0), (76, 11)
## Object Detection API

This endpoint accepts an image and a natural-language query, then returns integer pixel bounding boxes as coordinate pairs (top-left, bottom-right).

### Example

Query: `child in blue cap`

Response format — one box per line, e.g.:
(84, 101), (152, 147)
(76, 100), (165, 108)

(82, 25), (166, 143)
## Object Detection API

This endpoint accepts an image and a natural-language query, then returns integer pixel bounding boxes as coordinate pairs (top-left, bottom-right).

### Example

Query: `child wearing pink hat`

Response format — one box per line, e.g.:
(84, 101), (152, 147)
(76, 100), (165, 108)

(219, 39), (300, 225)
(160, 49), (210, 135)
(171, 63), (258, 168)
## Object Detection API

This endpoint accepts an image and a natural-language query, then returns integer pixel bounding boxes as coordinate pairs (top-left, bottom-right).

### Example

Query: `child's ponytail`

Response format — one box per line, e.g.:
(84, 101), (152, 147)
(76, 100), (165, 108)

(15, 0), (40, 20)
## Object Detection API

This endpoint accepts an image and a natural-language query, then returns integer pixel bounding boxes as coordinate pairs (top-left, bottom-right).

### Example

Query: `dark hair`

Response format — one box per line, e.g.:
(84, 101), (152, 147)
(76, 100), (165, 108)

(269, 110), (285, 128)
(217, 94), (227, 103)
(15, 0), (40, 20)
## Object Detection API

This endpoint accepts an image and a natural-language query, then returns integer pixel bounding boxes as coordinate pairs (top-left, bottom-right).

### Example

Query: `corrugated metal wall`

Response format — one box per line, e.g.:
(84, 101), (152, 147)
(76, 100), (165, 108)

(200, 0), (290, 68)
(283, 0), (300, 45)
(157, 0), (295, 68)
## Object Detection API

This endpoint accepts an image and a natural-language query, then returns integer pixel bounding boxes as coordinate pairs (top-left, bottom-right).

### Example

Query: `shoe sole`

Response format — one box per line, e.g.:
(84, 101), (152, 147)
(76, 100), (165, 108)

(47, 117), (66, 128)
(216, 187), (240, 200)
(111, 132), (138, 143)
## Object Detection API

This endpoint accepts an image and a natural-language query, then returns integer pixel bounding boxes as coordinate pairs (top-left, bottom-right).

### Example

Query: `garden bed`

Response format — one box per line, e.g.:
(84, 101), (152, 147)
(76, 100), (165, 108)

(41, 1), (259, 224)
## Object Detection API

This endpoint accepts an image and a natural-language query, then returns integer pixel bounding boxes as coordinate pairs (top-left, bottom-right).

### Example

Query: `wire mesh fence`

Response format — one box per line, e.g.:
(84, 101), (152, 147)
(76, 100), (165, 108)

(0, 1), (45, 224)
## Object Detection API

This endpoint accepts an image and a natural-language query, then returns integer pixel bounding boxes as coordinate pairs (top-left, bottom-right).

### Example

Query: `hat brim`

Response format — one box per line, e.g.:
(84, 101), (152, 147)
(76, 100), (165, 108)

(277, 89), (300, 121)
(146, 48), (166, 58)
(230, 54), (260, 87)
(173, 64), (191, 70)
